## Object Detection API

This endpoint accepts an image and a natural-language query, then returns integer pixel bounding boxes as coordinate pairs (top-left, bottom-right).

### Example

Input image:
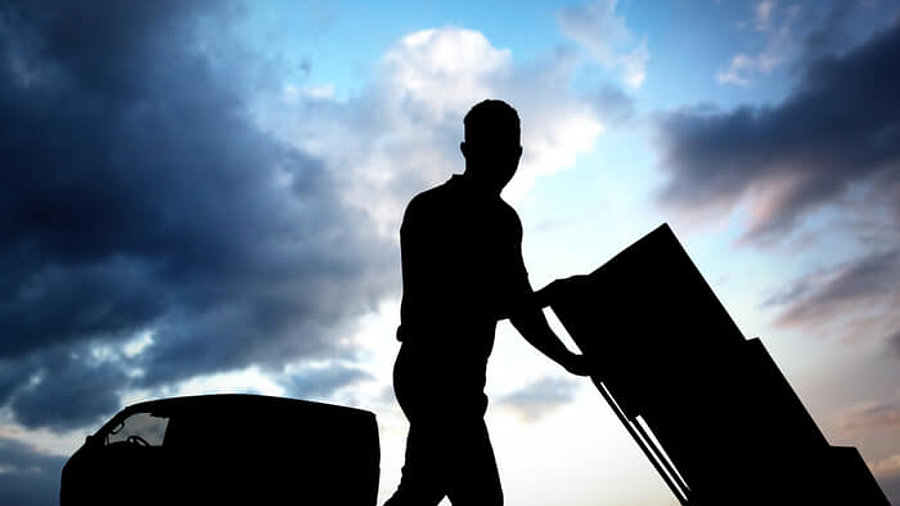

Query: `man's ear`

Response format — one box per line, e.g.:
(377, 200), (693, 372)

(460, 141), (468, 159)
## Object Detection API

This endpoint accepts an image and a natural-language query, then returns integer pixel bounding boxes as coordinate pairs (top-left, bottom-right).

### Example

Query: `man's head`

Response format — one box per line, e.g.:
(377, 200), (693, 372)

(460, 99), (523, 195)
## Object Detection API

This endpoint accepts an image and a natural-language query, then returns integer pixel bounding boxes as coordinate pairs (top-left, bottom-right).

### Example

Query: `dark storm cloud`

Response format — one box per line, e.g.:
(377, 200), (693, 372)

(656, 21), (900, 243)
(800, 0), (855, 63)
(0, 343), (145, 429)
(0, 0), (394, 430)
(0, 439), (66, 506)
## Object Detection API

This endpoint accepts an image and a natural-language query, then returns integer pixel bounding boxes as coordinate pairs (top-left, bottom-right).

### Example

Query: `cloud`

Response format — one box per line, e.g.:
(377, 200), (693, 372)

(840, 400), (900, 433)
(871, 454), (900, 505)
(496, 376), (579, 422)
(891, 330), (900, 358)
(9, 350), (127, 429)
(877, 470), (900, 506)
(257, 26), (607, 224)
(279, 361), (374, 400)
(1, 4), (612, 432)
(754, 0), (776, 31)
(764, 249), (900, 344)
(558, 0), (649, 89)
(586, 83), (636, 126)
(657, 21), (900, 245)
(660, 19), (900, 349)
(0, 439), (65, 506)
(872, 453), (900, 479)
(801, 0), (855, 63)
(717, 1), (800, 86)
(716, 50), (783, 86)
(0, 0), (394, 429)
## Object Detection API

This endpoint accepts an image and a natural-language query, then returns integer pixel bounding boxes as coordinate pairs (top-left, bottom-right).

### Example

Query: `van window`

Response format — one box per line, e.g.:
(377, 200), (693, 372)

(106, 412), (169, 447)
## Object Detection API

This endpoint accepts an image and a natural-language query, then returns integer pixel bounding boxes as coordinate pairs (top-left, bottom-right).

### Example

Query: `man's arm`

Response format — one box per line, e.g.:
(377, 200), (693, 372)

(509, 299), (590, 376)
(504, 209), (589, 375)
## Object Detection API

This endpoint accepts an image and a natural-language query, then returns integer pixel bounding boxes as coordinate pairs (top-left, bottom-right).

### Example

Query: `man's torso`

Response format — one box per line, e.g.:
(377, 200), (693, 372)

(397, 175), (530, 359)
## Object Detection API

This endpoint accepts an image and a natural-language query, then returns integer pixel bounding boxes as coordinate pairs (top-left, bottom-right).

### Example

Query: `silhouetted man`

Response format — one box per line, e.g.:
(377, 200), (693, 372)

(386, 100), (589, 506)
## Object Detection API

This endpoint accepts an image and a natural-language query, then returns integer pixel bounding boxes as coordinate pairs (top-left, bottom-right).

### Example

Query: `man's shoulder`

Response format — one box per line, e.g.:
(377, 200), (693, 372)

(401, 179), (454, 231)
(406, 177), (459, 213)
(409, 181), (449, 205)
(403, 176), (521, 228)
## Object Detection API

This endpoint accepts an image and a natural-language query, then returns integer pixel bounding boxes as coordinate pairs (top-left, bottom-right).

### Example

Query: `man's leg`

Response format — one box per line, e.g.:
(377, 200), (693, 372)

(384, 422), (447, 506)
(444, 418), (503, 506)
(387, 343), (501, 505)
(386, 344), (449, 505)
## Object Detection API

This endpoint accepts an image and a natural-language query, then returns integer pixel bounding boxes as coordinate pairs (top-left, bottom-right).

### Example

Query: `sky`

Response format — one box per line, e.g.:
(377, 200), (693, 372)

(0, 0), (898, 504)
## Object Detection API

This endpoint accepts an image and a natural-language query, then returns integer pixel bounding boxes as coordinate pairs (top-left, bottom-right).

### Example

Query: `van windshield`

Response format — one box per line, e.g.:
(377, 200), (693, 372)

(106, 412), (169, 447)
